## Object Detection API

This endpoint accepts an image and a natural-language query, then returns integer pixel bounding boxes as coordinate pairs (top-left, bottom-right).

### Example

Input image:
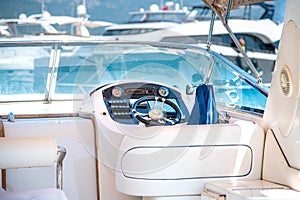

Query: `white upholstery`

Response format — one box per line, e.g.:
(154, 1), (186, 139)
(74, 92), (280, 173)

(0, 137), (57, 169)
(0, 136), (68, 200)
(0, 188), (68, 200)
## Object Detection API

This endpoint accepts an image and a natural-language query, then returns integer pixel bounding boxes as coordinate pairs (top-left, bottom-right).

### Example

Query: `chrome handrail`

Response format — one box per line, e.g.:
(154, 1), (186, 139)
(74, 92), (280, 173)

(56, 146), (67, 190)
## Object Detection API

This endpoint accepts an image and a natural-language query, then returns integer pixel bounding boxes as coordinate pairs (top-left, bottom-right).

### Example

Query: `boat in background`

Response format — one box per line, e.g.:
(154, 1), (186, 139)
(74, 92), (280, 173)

(102, 1), (189, 37)
(100, 2), (283, 84)
(0, 3), (114, 38)
(161, 2), (283, 84)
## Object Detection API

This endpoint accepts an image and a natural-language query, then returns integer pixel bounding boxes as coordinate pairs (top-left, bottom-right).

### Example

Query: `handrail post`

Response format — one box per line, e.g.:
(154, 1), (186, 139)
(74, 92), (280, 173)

(56, 146), (67, 190)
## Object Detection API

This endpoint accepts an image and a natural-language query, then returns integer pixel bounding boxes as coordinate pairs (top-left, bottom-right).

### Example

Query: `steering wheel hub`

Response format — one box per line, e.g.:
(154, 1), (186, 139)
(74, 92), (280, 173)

(131, 96), (181, 126)
(149, 109), (163, 120)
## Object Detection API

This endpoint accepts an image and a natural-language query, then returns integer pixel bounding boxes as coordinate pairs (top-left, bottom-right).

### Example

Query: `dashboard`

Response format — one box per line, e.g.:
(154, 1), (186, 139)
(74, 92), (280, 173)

(100, 82), (189, 125)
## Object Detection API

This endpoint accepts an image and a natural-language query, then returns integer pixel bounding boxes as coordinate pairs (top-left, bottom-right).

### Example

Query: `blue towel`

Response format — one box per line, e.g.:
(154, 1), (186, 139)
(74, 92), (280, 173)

(188, 84), (218, 125)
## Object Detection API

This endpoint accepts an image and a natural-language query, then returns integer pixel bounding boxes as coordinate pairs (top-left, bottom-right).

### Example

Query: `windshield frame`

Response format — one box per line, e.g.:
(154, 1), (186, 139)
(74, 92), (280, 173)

(0, 39), (268, 115)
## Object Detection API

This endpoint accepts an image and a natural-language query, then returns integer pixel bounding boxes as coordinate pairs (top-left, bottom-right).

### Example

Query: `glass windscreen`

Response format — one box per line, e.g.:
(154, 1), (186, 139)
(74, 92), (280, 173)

(0, 45), (51, 100)
(0, 42), (267, 113)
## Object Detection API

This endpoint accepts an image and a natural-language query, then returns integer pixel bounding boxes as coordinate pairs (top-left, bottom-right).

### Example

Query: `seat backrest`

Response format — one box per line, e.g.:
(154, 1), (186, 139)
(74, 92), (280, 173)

(0, 137), (57, 169)
(0, 136), (66, 190)
(188, 84), (219, 125)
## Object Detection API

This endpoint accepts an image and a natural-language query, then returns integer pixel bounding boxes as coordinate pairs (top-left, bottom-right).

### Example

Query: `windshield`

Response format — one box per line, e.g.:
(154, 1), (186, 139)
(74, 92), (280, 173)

(0, 41), (267, 113)
(83, 44), (208, 88)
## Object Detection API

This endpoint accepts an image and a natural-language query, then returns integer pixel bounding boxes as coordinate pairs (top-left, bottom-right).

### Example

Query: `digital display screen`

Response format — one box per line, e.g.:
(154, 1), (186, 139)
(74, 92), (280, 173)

(125, 88), (146, 95)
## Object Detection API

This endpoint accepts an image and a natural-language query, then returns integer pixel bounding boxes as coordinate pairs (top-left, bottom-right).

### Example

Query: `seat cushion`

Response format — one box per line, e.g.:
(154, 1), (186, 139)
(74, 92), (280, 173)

(0, 188), (68, 200)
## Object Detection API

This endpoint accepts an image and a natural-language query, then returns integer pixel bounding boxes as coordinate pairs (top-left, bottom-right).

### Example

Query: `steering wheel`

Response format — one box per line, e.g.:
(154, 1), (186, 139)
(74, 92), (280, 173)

(131, 96), (181, 126)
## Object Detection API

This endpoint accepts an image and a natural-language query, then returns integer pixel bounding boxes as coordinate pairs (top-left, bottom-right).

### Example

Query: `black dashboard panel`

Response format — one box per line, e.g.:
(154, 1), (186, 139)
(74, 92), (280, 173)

(102, 82), (188, 124)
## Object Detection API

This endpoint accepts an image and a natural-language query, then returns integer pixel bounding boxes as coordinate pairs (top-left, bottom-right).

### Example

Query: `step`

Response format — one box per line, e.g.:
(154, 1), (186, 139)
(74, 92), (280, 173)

(202, 180), (300, 200)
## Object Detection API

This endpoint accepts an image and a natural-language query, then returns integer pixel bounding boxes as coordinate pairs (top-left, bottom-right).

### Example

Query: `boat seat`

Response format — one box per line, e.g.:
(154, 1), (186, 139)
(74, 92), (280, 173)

(0, 188), (67, 200)
(0, 136), (68, 200)
(188, 84), (219, 125)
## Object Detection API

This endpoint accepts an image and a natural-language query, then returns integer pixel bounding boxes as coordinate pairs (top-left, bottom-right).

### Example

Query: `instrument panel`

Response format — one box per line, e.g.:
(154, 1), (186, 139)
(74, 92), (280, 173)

(101, 82), (188, 124)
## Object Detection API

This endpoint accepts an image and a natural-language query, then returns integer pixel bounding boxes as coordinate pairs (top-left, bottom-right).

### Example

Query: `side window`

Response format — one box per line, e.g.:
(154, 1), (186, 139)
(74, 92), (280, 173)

(235, 34), (275, 53)
(210, 59), (267, 113)
(0, 46), (51, 100)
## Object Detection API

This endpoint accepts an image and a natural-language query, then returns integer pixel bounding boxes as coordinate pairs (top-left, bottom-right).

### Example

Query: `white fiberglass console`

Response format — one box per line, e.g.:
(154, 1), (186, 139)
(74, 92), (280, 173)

(115, 122), (264, 197)
(82, 80), (265, 199)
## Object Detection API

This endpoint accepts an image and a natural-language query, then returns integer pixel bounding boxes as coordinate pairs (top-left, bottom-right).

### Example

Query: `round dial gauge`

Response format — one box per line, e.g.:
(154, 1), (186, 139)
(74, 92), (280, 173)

(158, 87), (169, 97)
(112, 87), (123, 98)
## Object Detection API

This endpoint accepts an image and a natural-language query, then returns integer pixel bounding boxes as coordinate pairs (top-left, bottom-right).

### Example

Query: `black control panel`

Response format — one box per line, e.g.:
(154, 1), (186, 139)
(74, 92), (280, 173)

(107, 99), (131, 120)
(102, 82), (188, 124)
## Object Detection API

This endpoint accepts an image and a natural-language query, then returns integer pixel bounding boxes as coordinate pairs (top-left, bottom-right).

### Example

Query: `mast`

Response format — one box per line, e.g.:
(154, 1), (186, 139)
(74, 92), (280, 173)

(41, 0), (45, 13)
(82, 0), (86, 7)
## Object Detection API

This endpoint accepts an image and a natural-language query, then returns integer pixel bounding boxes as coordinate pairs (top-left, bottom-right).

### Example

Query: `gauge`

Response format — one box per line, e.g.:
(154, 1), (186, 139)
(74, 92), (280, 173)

(112, 87), (123, 98)
(158, 87), (169, 97)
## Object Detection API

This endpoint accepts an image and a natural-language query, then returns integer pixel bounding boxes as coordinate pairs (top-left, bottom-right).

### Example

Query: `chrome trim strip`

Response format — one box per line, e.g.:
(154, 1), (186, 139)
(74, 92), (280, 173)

(0, 113), (78, 119)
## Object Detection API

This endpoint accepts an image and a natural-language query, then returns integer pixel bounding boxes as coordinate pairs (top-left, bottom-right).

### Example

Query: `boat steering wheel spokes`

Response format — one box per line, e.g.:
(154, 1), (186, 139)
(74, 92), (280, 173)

(131, 96), (181, 126)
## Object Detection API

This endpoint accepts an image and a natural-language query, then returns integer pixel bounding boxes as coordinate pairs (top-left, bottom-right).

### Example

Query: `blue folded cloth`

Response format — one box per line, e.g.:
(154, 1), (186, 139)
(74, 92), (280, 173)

(188, 84), (218, 125)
